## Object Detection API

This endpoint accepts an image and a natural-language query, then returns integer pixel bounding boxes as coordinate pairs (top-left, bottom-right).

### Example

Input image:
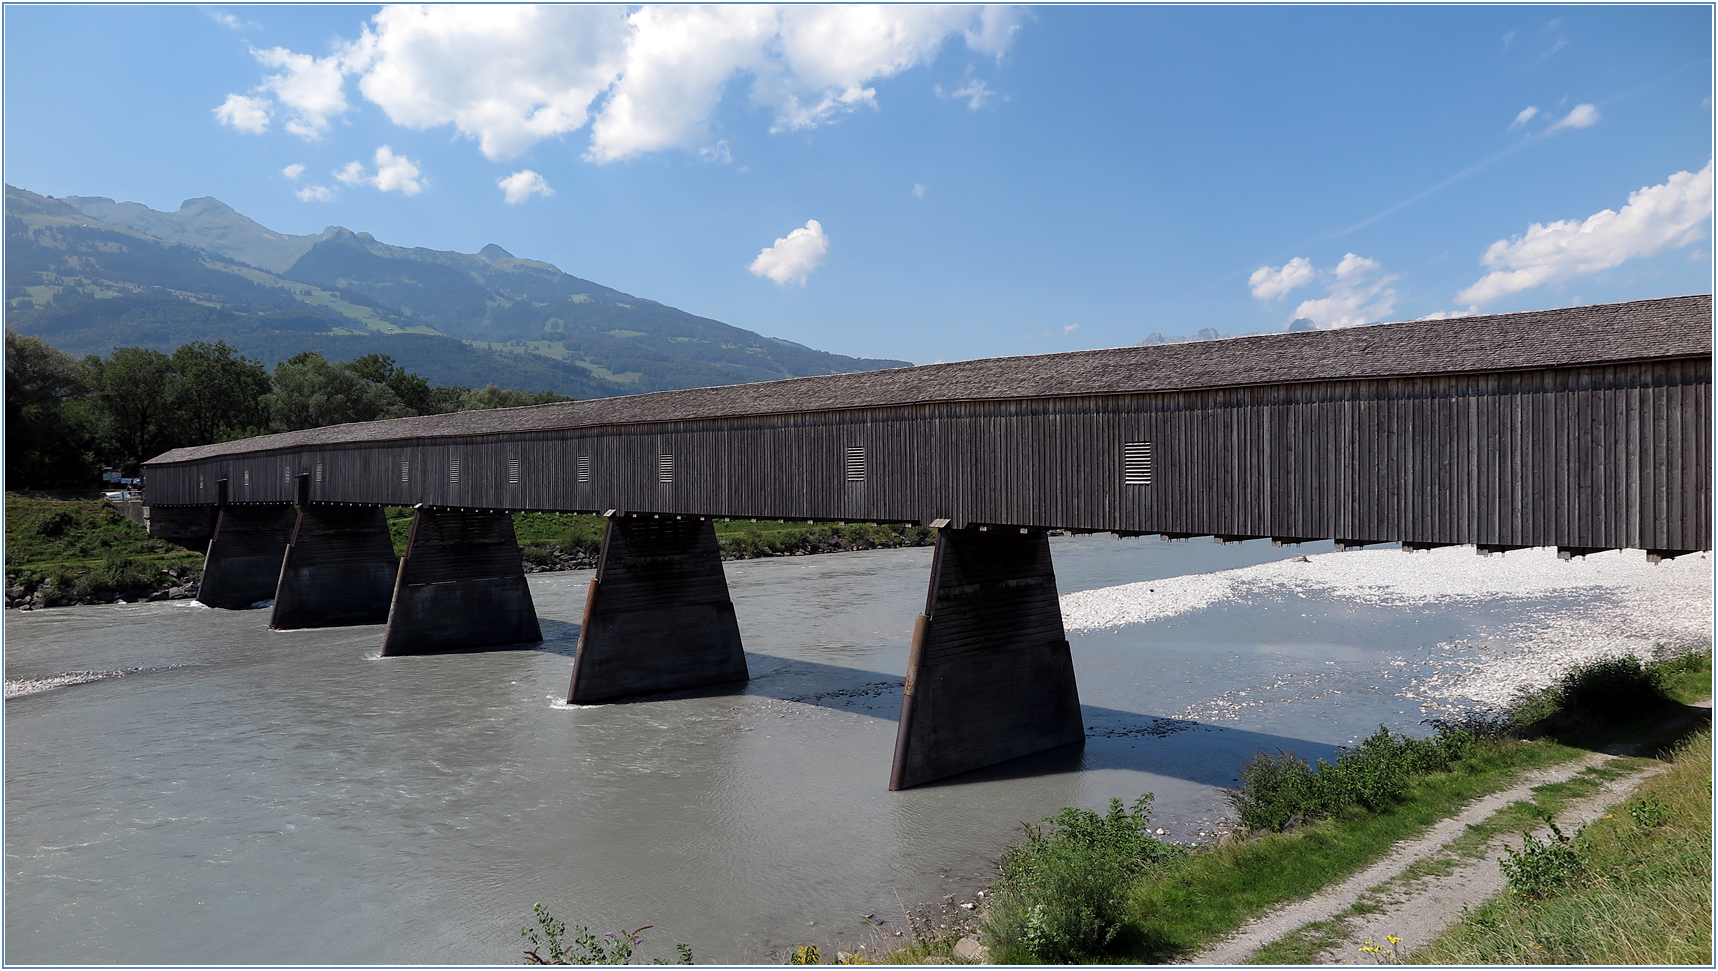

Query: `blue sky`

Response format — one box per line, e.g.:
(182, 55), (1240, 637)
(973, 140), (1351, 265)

(5, 4), (1712, 365)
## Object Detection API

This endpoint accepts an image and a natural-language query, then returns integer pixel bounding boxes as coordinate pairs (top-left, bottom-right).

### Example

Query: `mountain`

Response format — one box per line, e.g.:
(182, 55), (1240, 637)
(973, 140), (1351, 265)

(4, 185), (909, 396)
(62, 194), (329, 273)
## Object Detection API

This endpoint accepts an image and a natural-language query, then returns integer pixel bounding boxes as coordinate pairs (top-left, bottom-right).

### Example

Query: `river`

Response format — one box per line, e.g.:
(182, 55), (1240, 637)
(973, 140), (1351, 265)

(5, 535), (1708, 964)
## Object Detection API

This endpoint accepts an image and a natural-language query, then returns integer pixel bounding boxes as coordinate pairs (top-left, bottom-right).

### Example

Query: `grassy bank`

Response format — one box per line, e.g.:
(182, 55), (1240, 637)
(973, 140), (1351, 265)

(1413, 730), (1711, 965)
(6, 492), (203, 607)
(874, 646), (1711, 965)
(385, 508), (935, 566)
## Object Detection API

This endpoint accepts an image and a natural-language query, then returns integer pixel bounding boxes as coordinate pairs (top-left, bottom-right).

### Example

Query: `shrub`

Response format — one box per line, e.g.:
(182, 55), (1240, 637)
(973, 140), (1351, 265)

(986, 794), (1185, 962)
(1553, 655), (1663, 725)
(1499, 823), (1583, 901)
(1228, 726), (1477, 832)
(519, 903), (693, 966)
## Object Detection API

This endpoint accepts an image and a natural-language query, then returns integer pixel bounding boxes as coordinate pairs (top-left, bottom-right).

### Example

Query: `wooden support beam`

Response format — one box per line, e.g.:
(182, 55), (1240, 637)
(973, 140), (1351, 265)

(380, 508), (541, 655)
(1647, 549), (1697, 564)
(1475, 543), (1530, 556)
(1334, 538), (1390, 551)
(197, 504), (297, 609)
(270, 505), (398, 629)
(890, 527), (1083, 790)
(1402, 541), (1457, 552)
(1557, 546), (1613, 560)
(567, 517), (748, 704)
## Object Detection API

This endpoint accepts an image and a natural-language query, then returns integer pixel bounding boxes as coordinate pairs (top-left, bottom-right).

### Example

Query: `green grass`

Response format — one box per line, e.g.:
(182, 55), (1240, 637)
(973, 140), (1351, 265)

(1107, 737), (1582, 963)
(383, 508), (935, 563)
(5, 493), (204, 602)
(1412, 732), (1712, 966)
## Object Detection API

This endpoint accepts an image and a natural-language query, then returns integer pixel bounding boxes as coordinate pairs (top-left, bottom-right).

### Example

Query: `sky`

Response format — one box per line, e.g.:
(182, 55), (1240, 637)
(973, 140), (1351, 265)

(4, 4), (1712, 366)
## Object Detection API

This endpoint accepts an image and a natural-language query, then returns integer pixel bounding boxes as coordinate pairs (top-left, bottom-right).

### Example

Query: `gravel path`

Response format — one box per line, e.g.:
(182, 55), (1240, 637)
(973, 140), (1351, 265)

(1185, 751), (1656, 965)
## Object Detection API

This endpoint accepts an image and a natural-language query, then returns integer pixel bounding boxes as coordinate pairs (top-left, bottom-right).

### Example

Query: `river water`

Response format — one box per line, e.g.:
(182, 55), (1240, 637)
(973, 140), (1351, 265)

(5, 535), (1708, 964)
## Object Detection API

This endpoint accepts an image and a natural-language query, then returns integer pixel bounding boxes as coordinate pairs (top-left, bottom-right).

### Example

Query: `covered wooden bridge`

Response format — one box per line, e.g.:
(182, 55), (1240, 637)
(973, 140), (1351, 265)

(141, 294), (1712, 788)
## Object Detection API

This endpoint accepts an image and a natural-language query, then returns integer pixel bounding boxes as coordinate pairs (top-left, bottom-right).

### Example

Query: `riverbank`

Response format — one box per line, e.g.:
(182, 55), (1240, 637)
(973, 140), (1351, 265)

(869, 648), (1711, 966)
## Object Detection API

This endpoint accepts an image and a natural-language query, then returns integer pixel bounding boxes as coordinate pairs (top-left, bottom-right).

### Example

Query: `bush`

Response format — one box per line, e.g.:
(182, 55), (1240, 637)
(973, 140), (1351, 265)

(1227, 726), (1477, 832)
(986, 794), (1185, 962)
(1500, 823), (1583, 901)
(1553, 655), (1664, 725)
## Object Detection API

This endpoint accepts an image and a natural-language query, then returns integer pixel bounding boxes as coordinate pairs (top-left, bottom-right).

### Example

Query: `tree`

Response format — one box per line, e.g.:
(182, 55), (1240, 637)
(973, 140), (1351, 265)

(168, 341), (271, 444)
(263, 351), (411, 431)
(5, 330), (96, 486)
(460, 384), (573, 411)
(86, 346), (177, 470)
(349, 352), (443, 415)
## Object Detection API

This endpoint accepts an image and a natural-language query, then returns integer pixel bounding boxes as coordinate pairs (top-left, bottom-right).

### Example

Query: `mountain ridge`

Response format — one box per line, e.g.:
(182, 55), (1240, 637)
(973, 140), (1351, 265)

(5, 185), (909, 397)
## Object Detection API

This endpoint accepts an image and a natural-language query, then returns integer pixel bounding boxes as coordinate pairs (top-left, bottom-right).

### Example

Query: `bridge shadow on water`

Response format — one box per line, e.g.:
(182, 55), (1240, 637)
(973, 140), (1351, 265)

(522, 618), (1341, 789)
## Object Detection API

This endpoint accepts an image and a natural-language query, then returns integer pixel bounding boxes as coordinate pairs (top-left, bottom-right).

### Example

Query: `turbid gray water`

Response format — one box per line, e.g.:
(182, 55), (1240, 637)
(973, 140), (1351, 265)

(5, 535), (1707, 964)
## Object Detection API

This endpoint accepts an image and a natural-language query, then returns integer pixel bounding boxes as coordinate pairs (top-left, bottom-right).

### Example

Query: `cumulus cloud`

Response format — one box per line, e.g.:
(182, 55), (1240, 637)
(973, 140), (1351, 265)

(1261, 253), (1398, 329)
(335, 146), (426, 195)
(296, 184), (334, 202)
(253, 46), (350, 139)
(282, 163), (305, 179)
(220, 4), (1021, 163)
(1248, 256), (1316, 300)
(498, 169), (554, 204)
(912, 183), (927, 200)
(1508, 106), (1538, 129)
(1457, 160), (1713, 305)
(213, 93), (271, 133)
(748, 219), (829, 286)
(697, 140), (733, 164)
(1547, 103), (1599, 133)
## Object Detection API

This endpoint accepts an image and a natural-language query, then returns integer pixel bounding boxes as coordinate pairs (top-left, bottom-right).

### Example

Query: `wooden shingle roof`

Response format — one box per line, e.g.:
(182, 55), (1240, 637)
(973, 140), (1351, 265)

(146, 294), (1712, 465)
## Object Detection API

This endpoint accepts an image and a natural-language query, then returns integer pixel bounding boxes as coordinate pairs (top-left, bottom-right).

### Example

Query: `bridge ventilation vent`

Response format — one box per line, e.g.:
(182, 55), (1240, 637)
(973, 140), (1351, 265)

(314, 463), (323, 484)
(1123, 441), (1153, 485)
(577, 455), (590, 483)
(400, 461), (410, 483)
(243, 470), (250, 488)
(659, 453), (674, 484)
(846, 446), (866, 482)
(198, 473), (204, 491)
(284, 465), (292, 483)
(449, 460), (460, 484)
(508, 458), (521, 485)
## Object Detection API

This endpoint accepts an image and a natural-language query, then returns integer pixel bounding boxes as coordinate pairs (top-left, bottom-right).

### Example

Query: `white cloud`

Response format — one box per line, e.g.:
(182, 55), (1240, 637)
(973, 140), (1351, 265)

(748, 219), (829, 286)
(213, 93), (271, 133)
(697, 140), (733, 164)
(335, 147), (425, 195)
(252, 46), (350, 139)
(1417, 309), (1477, 321)
(912, 183), (927, 200)
(950, 79), (995, 110)
(1547, 103), (1599, 133)
(1248, 256), (1316, 300)
(1457, 160), (1713, 305)
(296, 184), (334, 202)
(1063, 323), (1079, 336)
(1509, 106), (1538, 129)
(1288, 253), (1399, 329)
(371, 146), (424, 194)
(209, 10), (244, 30)
(282, 163), (305, 180)
(498, 169), (554, 204)
(228, 4), (1019, 163)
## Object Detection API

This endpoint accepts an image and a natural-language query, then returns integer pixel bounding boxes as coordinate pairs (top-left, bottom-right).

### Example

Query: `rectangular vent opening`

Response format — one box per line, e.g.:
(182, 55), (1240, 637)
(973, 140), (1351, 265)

(658, 453), (674, 483)
(577, 455), (590, 483)
(400, 461), (410, 483)
(198, 473), (205, 490)
(449, 460), (460, 484)
(508, 458), (521, 485)
(845, 446), (866, 482)
(314, 463), (323, 483)
(243, 470), (250, 488)
(1123, 441), (1153, 485)
(285, 465), (292, 483)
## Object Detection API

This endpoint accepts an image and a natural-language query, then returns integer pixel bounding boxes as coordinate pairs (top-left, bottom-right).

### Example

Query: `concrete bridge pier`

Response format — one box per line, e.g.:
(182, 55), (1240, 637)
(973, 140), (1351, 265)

(567, 514), (748, 704)
(889, 526), (1085, 790)
(380, 508), (541, 656)
(197, 503), (299, 609)
(270, 505), (399, 630)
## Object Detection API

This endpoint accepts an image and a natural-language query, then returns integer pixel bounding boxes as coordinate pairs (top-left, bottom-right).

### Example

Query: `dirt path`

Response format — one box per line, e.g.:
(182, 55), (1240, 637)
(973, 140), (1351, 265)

(1185, 751), (1652, 965)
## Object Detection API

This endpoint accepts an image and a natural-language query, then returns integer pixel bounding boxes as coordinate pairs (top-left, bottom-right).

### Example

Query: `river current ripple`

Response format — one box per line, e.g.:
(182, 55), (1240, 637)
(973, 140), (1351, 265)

(5, 535), (1707, 964)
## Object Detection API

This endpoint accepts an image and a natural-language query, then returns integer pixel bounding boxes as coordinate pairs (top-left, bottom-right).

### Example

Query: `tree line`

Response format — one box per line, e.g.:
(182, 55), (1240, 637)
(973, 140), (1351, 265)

(5, 331), (571, 488)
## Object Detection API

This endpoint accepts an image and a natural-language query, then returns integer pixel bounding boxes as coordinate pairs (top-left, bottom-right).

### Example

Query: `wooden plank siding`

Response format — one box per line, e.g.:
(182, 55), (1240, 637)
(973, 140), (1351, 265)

(144, 357), (1712, 553)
